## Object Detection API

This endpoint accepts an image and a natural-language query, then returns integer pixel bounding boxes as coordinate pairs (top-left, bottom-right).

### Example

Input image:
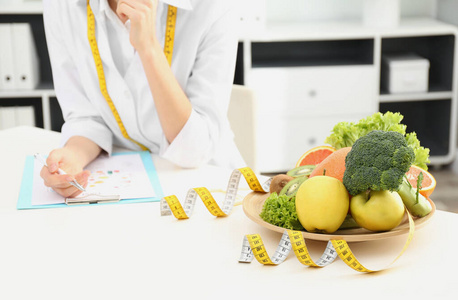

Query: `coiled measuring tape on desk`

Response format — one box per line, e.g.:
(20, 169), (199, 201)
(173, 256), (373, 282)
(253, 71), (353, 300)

(239, 231), (337, 267)
(240, 211), (415, 273)
(160, 167), (272, 218)
(161, 167), (415, 272)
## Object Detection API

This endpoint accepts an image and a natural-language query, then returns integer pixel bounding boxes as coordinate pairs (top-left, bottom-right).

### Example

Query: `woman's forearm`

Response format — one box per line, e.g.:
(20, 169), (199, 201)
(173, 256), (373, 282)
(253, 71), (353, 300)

(138, 43), (192, 143)
(64, 136), (102, 168)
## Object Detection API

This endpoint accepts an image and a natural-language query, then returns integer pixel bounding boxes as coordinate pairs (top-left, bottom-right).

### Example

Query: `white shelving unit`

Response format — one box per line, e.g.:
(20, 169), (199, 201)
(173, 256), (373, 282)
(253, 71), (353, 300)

(239, 18), (458, 172)
(2, 1), (458, 170)
(0, 0), (57, 130)
(0, 0), (42, 14)
(0, 86), (55, 130)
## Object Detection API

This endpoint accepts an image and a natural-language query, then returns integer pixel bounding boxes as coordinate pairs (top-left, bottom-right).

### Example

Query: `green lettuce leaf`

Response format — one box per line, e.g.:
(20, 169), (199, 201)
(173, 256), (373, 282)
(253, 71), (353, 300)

(324, 112), (430, 170)
(259, 193), (304, 231)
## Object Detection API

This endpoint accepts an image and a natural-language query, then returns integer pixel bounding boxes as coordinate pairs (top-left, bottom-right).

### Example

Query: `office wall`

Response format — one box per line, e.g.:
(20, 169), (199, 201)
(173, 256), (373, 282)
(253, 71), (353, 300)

(437, 0), (458, 26)
(265, 0), (437, 22)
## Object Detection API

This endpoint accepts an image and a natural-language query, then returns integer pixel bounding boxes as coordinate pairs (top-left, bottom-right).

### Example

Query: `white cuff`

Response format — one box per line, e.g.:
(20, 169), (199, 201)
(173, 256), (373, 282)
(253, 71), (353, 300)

(60, 118), (114, 155)
(159, 110), (213, 168)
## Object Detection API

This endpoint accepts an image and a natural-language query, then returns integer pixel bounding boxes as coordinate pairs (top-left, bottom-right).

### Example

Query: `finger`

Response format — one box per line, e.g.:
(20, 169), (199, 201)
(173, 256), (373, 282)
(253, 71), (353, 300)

(75, 171), (91, 188)
(40, 166), (72, 189)
(119, 0), (152, 9)
(43, 173), (76, 189)
(118, 0), (153, 22)
(67, 188), (84, 198)
(46, 150), (64, 173)
(117, 1), (136, 23)
(53, 186), (83, 198)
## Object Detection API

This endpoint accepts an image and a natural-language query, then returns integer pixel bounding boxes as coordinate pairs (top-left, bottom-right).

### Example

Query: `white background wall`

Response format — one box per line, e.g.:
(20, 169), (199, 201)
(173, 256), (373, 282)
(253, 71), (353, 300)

(265, 0), (438, 22)
(437, 0), (458, 25)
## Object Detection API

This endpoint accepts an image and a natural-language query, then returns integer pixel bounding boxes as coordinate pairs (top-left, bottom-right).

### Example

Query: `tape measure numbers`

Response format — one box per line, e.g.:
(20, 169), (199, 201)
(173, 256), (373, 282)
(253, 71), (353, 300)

(86, 0), (177, 150)
(161, 167), (272, 218)
(161, 166), (416, 273)
(164, 5), (177, 66)
(239, 210), (415, 273)
(239, 231), (337, 267)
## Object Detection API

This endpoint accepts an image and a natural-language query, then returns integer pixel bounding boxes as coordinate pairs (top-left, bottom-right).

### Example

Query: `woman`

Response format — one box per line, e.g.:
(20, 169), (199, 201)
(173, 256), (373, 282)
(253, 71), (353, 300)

(41, 0), (244, 197)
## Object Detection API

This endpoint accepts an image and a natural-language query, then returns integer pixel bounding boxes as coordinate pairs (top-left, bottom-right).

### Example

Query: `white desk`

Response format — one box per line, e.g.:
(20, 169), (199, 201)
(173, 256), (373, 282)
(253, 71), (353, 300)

(1, 127), (457, 299)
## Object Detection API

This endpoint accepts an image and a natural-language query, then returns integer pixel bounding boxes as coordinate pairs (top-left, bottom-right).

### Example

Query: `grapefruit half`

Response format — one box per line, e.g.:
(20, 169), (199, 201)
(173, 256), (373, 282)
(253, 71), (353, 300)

(295, 145), (336, 167)
(405, 165), (436, 198)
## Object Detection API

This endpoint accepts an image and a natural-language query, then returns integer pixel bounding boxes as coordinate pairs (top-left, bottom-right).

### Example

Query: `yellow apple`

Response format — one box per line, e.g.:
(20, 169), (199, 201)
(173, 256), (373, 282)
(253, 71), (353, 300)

(295, 176), (349, 234)
(350, 190), (405, 232)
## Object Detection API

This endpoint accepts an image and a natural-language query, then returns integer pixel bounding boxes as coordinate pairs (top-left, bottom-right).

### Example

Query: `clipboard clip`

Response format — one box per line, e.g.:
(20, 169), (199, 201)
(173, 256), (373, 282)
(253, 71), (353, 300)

(65, 194), (121, 205)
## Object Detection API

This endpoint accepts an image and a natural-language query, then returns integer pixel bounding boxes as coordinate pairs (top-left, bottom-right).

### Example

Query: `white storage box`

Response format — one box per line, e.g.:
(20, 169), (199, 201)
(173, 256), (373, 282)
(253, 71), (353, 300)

(382, 53), (430, 94)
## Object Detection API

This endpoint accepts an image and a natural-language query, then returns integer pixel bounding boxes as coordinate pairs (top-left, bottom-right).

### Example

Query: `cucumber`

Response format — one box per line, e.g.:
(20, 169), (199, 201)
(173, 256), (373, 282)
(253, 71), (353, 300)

(397, 177), (432, 217)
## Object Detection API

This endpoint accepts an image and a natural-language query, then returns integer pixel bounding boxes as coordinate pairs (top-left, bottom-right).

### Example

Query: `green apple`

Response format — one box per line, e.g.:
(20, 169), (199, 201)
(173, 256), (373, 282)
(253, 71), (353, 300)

(296, 176), (349, 234)
(350, 190), (405, 232)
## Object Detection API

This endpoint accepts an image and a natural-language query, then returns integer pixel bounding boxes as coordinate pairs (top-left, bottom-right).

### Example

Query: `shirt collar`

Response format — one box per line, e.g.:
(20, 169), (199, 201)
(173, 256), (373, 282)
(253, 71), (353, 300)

(98, 0), (110, 14)
(162, 0), (193, 10)
(74, 0), (193, 11)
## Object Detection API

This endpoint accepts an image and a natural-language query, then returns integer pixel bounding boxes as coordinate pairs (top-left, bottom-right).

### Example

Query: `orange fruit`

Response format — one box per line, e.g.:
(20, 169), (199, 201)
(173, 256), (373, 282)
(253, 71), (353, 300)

(295, 146), (336, 167)
(309, 147), (352, 182)
(405, 165), (436, 198)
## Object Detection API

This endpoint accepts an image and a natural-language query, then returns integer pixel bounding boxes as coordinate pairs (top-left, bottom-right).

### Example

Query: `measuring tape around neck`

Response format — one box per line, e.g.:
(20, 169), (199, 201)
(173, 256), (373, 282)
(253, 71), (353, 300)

(161, 166), (416, 273)
(86, 1), (177, 151)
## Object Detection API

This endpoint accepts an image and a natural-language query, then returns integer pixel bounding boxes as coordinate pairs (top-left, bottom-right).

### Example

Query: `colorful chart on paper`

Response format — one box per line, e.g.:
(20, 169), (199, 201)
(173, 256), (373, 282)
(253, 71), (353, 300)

(31, 153), (157, 206)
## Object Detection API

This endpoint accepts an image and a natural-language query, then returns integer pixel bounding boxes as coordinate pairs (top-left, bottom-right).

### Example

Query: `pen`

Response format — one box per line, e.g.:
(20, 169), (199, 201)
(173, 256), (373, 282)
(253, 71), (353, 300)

(34, 153), (86, 192)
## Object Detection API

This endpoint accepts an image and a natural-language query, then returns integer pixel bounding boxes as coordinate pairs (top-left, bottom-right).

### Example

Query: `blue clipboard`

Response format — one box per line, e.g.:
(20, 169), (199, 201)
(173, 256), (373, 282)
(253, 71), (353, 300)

(17, 151), (163, 209)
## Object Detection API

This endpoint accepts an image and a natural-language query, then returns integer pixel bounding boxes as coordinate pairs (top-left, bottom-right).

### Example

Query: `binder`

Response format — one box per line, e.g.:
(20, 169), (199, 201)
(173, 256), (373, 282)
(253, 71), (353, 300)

(11, 23), (40, 90)
(15, 105), (36, 127)
(0, 24), (16, 90)
(0, 106), (17, 129)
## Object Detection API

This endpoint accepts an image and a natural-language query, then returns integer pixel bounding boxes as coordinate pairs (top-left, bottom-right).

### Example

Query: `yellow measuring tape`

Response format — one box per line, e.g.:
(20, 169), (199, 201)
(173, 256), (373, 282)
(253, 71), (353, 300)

(161, 167), (272, 218)
(86, 0), (177, 151)
(164, 6), (177, 66)
(161, 167), (416, 273)
(240, 213), (414, 272)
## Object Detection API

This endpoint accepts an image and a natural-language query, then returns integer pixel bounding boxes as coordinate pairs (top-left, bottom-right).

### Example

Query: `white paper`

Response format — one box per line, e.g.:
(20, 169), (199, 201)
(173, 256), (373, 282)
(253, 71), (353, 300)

(32, 154), (156, 206)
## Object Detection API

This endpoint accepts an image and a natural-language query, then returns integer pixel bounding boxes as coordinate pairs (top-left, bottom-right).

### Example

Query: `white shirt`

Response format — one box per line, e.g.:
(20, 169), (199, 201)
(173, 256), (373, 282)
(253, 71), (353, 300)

(43, 0), (245, 169)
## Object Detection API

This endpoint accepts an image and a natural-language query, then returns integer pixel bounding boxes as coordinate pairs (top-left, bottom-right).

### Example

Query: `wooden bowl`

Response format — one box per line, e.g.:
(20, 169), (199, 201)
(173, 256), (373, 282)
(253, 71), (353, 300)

(242, 192), (436, 242)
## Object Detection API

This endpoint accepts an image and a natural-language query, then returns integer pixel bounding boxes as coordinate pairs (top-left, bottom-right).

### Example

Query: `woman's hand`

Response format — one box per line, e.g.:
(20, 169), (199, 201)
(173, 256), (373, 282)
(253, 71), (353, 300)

(39, 136), (102, 198)
(117, 0), (159, 54)
(40, 147), (91, 198)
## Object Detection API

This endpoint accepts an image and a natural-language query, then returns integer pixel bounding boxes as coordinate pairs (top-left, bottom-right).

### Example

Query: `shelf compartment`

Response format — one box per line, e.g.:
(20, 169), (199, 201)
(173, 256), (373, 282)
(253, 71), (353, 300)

(379, 99), (451, 157)
(380, 35), (455, 93)
(251, 39), (374, 68)
(0, 97), (43, 128)
(0, 14), (53, 90)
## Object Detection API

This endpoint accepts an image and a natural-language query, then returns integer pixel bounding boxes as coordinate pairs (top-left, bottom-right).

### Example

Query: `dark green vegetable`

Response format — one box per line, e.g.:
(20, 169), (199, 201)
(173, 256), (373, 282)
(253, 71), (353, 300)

(397, 176), (432, 217)
(339, 214), (360, 230)
(259, 193), (304, 231)
(343, 130), (415, 196)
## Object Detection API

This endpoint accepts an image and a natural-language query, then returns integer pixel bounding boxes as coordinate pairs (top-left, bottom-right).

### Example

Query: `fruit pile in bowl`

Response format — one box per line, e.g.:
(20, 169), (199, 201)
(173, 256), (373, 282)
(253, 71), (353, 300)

(259, 112), (435, 234)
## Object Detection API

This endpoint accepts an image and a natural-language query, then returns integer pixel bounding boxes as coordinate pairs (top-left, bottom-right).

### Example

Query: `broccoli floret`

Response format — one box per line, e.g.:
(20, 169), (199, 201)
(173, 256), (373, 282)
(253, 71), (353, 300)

(343, 130), (415, 196)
